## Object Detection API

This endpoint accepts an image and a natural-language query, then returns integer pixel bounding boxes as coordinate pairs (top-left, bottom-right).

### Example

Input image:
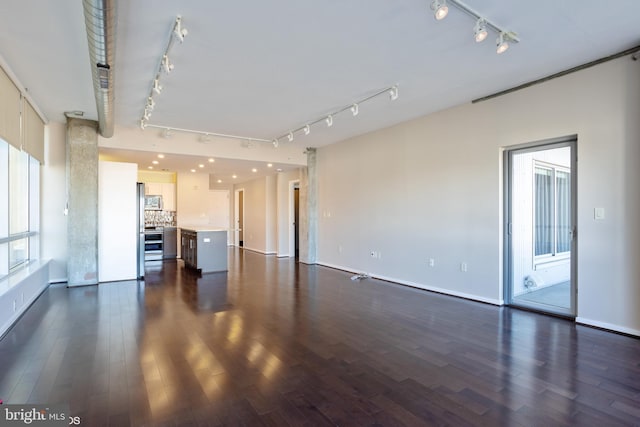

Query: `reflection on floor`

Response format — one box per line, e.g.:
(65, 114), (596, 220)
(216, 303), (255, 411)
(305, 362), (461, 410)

(515, 281), (570, 308)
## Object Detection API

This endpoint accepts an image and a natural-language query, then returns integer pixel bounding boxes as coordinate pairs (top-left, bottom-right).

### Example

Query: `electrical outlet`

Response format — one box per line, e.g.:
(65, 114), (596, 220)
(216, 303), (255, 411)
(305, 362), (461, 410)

(429, 258), (435, 267)
(460, 262), (468, 272)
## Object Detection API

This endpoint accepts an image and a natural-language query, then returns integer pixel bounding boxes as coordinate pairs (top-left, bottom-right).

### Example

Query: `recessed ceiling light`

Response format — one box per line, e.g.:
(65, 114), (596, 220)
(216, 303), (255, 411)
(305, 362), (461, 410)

(148, 166), (153, 170)
(267, 163), (273, 168)
(208, 158), (215, 163)
(157, 154), (165, 159)
(217, 179), (222, 183)
(190, 169), (196, 173)
(232, 174), (237, 179)
(198, 164), (204, 168)
(252, 168), (257, 173)
(152, 160), (159, 165)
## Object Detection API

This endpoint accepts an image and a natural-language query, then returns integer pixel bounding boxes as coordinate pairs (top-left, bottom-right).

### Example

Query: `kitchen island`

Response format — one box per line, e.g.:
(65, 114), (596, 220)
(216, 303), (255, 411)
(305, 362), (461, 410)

(180, 227), (228, 273)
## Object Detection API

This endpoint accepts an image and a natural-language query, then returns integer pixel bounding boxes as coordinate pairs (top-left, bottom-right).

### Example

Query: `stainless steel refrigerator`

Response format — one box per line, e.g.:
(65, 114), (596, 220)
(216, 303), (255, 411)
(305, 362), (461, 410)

(137, 182), (145, 279)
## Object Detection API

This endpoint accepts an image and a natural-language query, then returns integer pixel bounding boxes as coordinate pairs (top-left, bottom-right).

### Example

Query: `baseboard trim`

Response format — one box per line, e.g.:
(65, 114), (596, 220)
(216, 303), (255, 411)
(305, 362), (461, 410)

(316, 261), (502, 306)
(576, 317), (640, 338)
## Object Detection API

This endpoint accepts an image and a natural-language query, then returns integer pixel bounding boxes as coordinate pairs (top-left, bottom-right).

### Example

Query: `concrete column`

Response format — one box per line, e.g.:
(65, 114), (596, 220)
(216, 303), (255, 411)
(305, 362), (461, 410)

(299, 148), (317, 264)
(66, 118), (99, 286)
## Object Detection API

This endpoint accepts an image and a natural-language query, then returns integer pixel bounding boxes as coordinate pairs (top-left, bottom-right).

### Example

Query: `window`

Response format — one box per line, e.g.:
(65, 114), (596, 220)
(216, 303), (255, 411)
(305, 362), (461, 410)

(534, 162), (570, 260)
(0, 139), (40, 279)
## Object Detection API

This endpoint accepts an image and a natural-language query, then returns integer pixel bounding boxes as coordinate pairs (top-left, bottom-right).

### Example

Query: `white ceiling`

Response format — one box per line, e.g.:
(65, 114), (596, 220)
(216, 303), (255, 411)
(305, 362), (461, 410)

(1, 1), (639, 174)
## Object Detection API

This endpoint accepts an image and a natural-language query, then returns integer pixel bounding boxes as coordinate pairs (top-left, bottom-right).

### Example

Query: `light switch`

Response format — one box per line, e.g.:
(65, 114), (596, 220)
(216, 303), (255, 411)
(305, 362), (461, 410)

(594, 207), (605, 220)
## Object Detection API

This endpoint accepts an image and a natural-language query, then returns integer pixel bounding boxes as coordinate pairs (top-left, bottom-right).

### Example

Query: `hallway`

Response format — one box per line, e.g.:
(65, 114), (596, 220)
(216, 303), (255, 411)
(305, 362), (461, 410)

(0, 249), (638, 426)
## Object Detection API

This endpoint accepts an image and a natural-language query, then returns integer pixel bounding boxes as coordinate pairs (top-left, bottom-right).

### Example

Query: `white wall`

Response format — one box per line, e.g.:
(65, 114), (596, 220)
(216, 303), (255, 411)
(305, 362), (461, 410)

(41, 122), (67, 282)
(177, 172), (213, 226)
(98, 161), (138, 282)
(265, 175), (277, 254)
(316, 56), (640, 335)
(241, 177), (267, 253)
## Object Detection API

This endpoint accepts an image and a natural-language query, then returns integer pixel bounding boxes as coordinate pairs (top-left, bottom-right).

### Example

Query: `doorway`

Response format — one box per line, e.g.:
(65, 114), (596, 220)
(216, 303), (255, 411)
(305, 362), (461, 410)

(504, 137), (577, 317)
(234, 189), (244, 247)
(289, 181), (300, 259)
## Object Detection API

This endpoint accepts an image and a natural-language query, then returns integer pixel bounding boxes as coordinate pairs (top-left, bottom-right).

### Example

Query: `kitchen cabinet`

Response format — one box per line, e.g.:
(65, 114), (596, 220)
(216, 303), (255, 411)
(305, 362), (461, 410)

(163, 227), (177, 259)
(145, 182), (162, 196)
(180, 227), (227, 273)
(161, 183), (176, 211)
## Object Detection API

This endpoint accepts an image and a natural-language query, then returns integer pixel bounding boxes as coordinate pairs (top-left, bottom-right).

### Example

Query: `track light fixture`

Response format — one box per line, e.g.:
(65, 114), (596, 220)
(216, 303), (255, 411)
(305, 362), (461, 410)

(496, 32), (510, 54)
(325, 115), (334, 127)
(429, 0), (520, 54)
(270, 85), (398, 147)
(473, 19), (488, 43)
(140, 16), (187, 129)
(389, 86), (399, 101)
(272, 138), (279, 148)
(153, 79), (162, 95)
(163, 128), (173, 139)
(162, 55), (174, 74)
(173, 16), (188, 43)
(431, 0), (449, 20)
(140, 119), (146, 130)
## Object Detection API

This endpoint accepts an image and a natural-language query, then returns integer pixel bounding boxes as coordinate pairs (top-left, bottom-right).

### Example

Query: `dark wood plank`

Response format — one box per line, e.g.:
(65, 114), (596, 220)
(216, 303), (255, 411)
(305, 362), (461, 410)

(0, 248), (638, 426)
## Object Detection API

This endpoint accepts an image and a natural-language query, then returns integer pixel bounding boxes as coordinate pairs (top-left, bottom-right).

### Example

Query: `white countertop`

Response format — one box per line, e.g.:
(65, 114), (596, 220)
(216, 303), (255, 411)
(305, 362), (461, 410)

(179, 226), (228, 232)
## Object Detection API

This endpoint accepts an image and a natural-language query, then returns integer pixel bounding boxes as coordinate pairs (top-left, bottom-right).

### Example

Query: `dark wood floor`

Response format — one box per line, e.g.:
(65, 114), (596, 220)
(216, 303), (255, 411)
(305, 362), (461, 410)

(1, 249), (639, 426)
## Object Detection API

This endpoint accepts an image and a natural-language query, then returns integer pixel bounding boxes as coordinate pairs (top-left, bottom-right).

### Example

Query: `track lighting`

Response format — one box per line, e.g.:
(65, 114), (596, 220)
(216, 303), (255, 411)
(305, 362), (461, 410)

(153, 79), (162, 95)
(163, 128), (173, 139)
(389, 86), (399, 101)
(431, 0), (449, 20)
(272, 138), (279, 148)
(140, 119), (146, 130)
(473, 19), (488, 43)
(162, 55), (174, 74)
(147, 97), (155, 110)
(143, 111), (151, 121)
(173, 16), (188, 43)
(269, 85), (398, 148)
(325, 115), (333, 127)
(428, 1), (519, 54)
(496, 32), (509, 54)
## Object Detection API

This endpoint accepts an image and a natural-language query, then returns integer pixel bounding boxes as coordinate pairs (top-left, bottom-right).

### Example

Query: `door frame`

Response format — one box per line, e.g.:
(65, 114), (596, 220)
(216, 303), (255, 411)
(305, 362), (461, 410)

(234, 188), (244, 247)
(503, 135), (577, 317)
(288, 180), (300, 258)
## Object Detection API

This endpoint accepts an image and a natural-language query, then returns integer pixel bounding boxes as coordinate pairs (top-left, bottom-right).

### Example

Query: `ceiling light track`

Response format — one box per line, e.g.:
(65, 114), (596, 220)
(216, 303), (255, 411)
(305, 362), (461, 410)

(271, 85), (399, 148)
(145, 124), (271, 143)
(140, 15), (187, 130)
(432, 0), (520, 53)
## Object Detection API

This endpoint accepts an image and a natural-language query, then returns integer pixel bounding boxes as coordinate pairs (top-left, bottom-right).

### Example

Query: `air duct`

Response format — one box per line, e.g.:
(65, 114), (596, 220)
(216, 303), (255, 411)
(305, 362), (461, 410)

(82, 0), (116, 138)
